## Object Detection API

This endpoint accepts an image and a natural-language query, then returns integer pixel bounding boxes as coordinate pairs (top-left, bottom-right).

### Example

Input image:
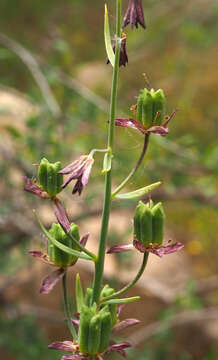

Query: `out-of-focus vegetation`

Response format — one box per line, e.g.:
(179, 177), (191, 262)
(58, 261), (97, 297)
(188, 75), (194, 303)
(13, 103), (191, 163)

(0, 0), (218, 359)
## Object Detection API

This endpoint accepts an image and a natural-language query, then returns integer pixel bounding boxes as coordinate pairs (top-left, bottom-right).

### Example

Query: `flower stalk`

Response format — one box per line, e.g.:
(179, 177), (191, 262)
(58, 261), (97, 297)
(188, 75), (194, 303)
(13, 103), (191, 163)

(92, 0), (122, 304)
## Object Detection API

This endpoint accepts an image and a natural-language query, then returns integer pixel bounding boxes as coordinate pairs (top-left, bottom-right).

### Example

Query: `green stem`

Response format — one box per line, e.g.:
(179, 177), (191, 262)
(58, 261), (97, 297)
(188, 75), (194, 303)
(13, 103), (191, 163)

(92, 0), (122, 304)
(112, 134), (150, 198)
(62, 271), (77, 339)
(65, 231), (97, 262)
(101, 253), (149, 302)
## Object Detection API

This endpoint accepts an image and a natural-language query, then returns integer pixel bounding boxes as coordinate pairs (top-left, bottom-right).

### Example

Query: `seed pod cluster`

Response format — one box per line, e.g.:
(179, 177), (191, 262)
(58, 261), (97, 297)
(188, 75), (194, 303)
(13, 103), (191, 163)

(38, 157), (63, 197)
(78, 302), (112, 356)
(48, 223), (80, 266)
(136, 88), (166, 129)
(134, 200), (165, 247)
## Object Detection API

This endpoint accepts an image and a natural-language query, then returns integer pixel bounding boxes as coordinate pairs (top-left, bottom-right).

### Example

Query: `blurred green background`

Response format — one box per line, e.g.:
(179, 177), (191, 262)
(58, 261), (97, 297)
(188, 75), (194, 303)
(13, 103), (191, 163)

(0, 0), (218, 359)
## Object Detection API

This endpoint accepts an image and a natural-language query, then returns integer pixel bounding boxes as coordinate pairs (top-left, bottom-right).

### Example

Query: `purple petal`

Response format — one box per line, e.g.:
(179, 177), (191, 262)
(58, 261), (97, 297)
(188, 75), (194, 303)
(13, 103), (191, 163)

(48, 341), (76, 352)
(59, 157), (86, 175)
(150, 242), (184, 257)
(62, 355), (87, 360)
(81, 159), (94, 187)
(107, 244), (134, 254)
(117, 304), (125, 316)
(148, 125), (169, 136)
(80, 233), (90, 247)
(115, 118), (145, 134)
(113, 318), (140, 333)
(40, 268), (65, 294)
(28, 250), (53, 265)
(53, 198), (71, 233)
(72, 178), (83, 195)
(24, 176), (49, 199)
(133, 239), (184, 258)
(105, 342), (131, 358)
(71, 319), (79, 332)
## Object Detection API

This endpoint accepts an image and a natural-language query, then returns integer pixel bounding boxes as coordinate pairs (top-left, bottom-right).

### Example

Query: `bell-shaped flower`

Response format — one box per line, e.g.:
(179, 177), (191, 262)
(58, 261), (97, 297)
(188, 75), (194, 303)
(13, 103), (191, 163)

(59, 155), (94, 195)
(123, 0), (146, 29)
(107, 33), (128, 67)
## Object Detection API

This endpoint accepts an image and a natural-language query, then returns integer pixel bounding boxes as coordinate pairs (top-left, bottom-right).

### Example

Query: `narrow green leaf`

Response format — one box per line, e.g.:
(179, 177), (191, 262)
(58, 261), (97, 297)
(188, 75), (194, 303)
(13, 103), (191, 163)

(76, 273), (84, 313)
(102, 296), (140, 305)
(114, 181), (161, 200)
(102, 151), (113, 174)
(33, 210), (92, 261)
(104, 4), (115, 67)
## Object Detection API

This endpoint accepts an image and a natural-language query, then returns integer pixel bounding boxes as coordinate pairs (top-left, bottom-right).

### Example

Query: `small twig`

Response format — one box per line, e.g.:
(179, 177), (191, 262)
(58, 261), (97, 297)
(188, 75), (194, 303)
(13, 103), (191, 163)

(0, 32), (61, 118)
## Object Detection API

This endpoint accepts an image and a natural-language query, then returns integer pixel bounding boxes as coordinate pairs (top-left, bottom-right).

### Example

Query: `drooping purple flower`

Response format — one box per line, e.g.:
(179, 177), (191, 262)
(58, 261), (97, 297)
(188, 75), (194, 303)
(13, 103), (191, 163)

(59, 155), (94, 195)
(115, 109), (177, 137)
(123, 0), (146, 30)
(112, 318), (140, 333)
(104, 341), (132, 359)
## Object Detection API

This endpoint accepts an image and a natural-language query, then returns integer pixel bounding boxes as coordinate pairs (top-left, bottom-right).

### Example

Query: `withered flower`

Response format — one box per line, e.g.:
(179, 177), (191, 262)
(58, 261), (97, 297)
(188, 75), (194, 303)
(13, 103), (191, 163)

(59, 155), (94, 195)
(123, 0), (146, 30)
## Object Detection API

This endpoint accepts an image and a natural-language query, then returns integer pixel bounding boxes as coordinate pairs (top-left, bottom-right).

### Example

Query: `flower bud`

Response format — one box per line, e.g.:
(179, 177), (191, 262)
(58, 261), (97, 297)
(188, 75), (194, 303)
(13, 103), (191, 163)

(134, 201), (153, 247)
(85, 287), (94, 307)
(38, 158), (63, 197)
(151, 202), (165, 245)
(48, 223), (80, 267)
(136, 88), (166, 129)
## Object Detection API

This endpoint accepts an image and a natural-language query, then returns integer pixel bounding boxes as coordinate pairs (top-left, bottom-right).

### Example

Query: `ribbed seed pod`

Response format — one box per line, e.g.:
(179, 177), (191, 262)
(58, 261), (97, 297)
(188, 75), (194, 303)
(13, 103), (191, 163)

(151, 89), (166, 126)
(100, 285), (117, 326)
(38, 157), (63, 197)
(48, 223), (72, 266)
(88, 314), (101, 355)
(136, 89), (153, 129)
(48, 222), (80, 267)
(78, 305), (93, 354)
(85, 288), (93, 307)
(134, 201), (153, 247)
(151, 202), (165, 245)
(98, 312), (112, 353)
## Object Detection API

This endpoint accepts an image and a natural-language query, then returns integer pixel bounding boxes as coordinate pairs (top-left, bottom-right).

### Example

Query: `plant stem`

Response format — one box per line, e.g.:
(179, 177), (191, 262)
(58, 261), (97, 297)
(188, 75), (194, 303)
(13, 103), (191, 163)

(101, 253), (149, 302)
(92, 0), (122, 304)
(62, 271), (77, 339)
(112, 134), (150, 198)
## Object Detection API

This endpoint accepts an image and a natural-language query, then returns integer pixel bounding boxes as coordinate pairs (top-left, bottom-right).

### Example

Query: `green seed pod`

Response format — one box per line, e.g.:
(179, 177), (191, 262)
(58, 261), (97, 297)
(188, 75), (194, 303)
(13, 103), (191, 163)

(85, 288), (94, 307)
(88, 314), (101, 355)
(98, 311), (112, 353)
(48, 222), (80, 267)
(151, 202), (165, 245)
(134, 201), (153, 247)
(136, 89), (153, 129)
(78, 305), (92, 354)
(100, 285), (117, 326)
(151, 89), (166, 126)
(38, 157), (63, 197)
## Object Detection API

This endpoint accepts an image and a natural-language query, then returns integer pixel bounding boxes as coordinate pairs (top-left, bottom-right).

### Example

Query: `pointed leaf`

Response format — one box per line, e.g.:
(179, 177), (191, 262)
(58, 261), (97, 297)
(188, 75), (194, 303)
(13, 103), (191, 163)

(102, 151), (113, 174)
(102, 296), (140, 305)
(76, 273), (84, 313)
(114, 181), (161, 200)
(33, 210), (92, 261)
(104, 4), (115, 67)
